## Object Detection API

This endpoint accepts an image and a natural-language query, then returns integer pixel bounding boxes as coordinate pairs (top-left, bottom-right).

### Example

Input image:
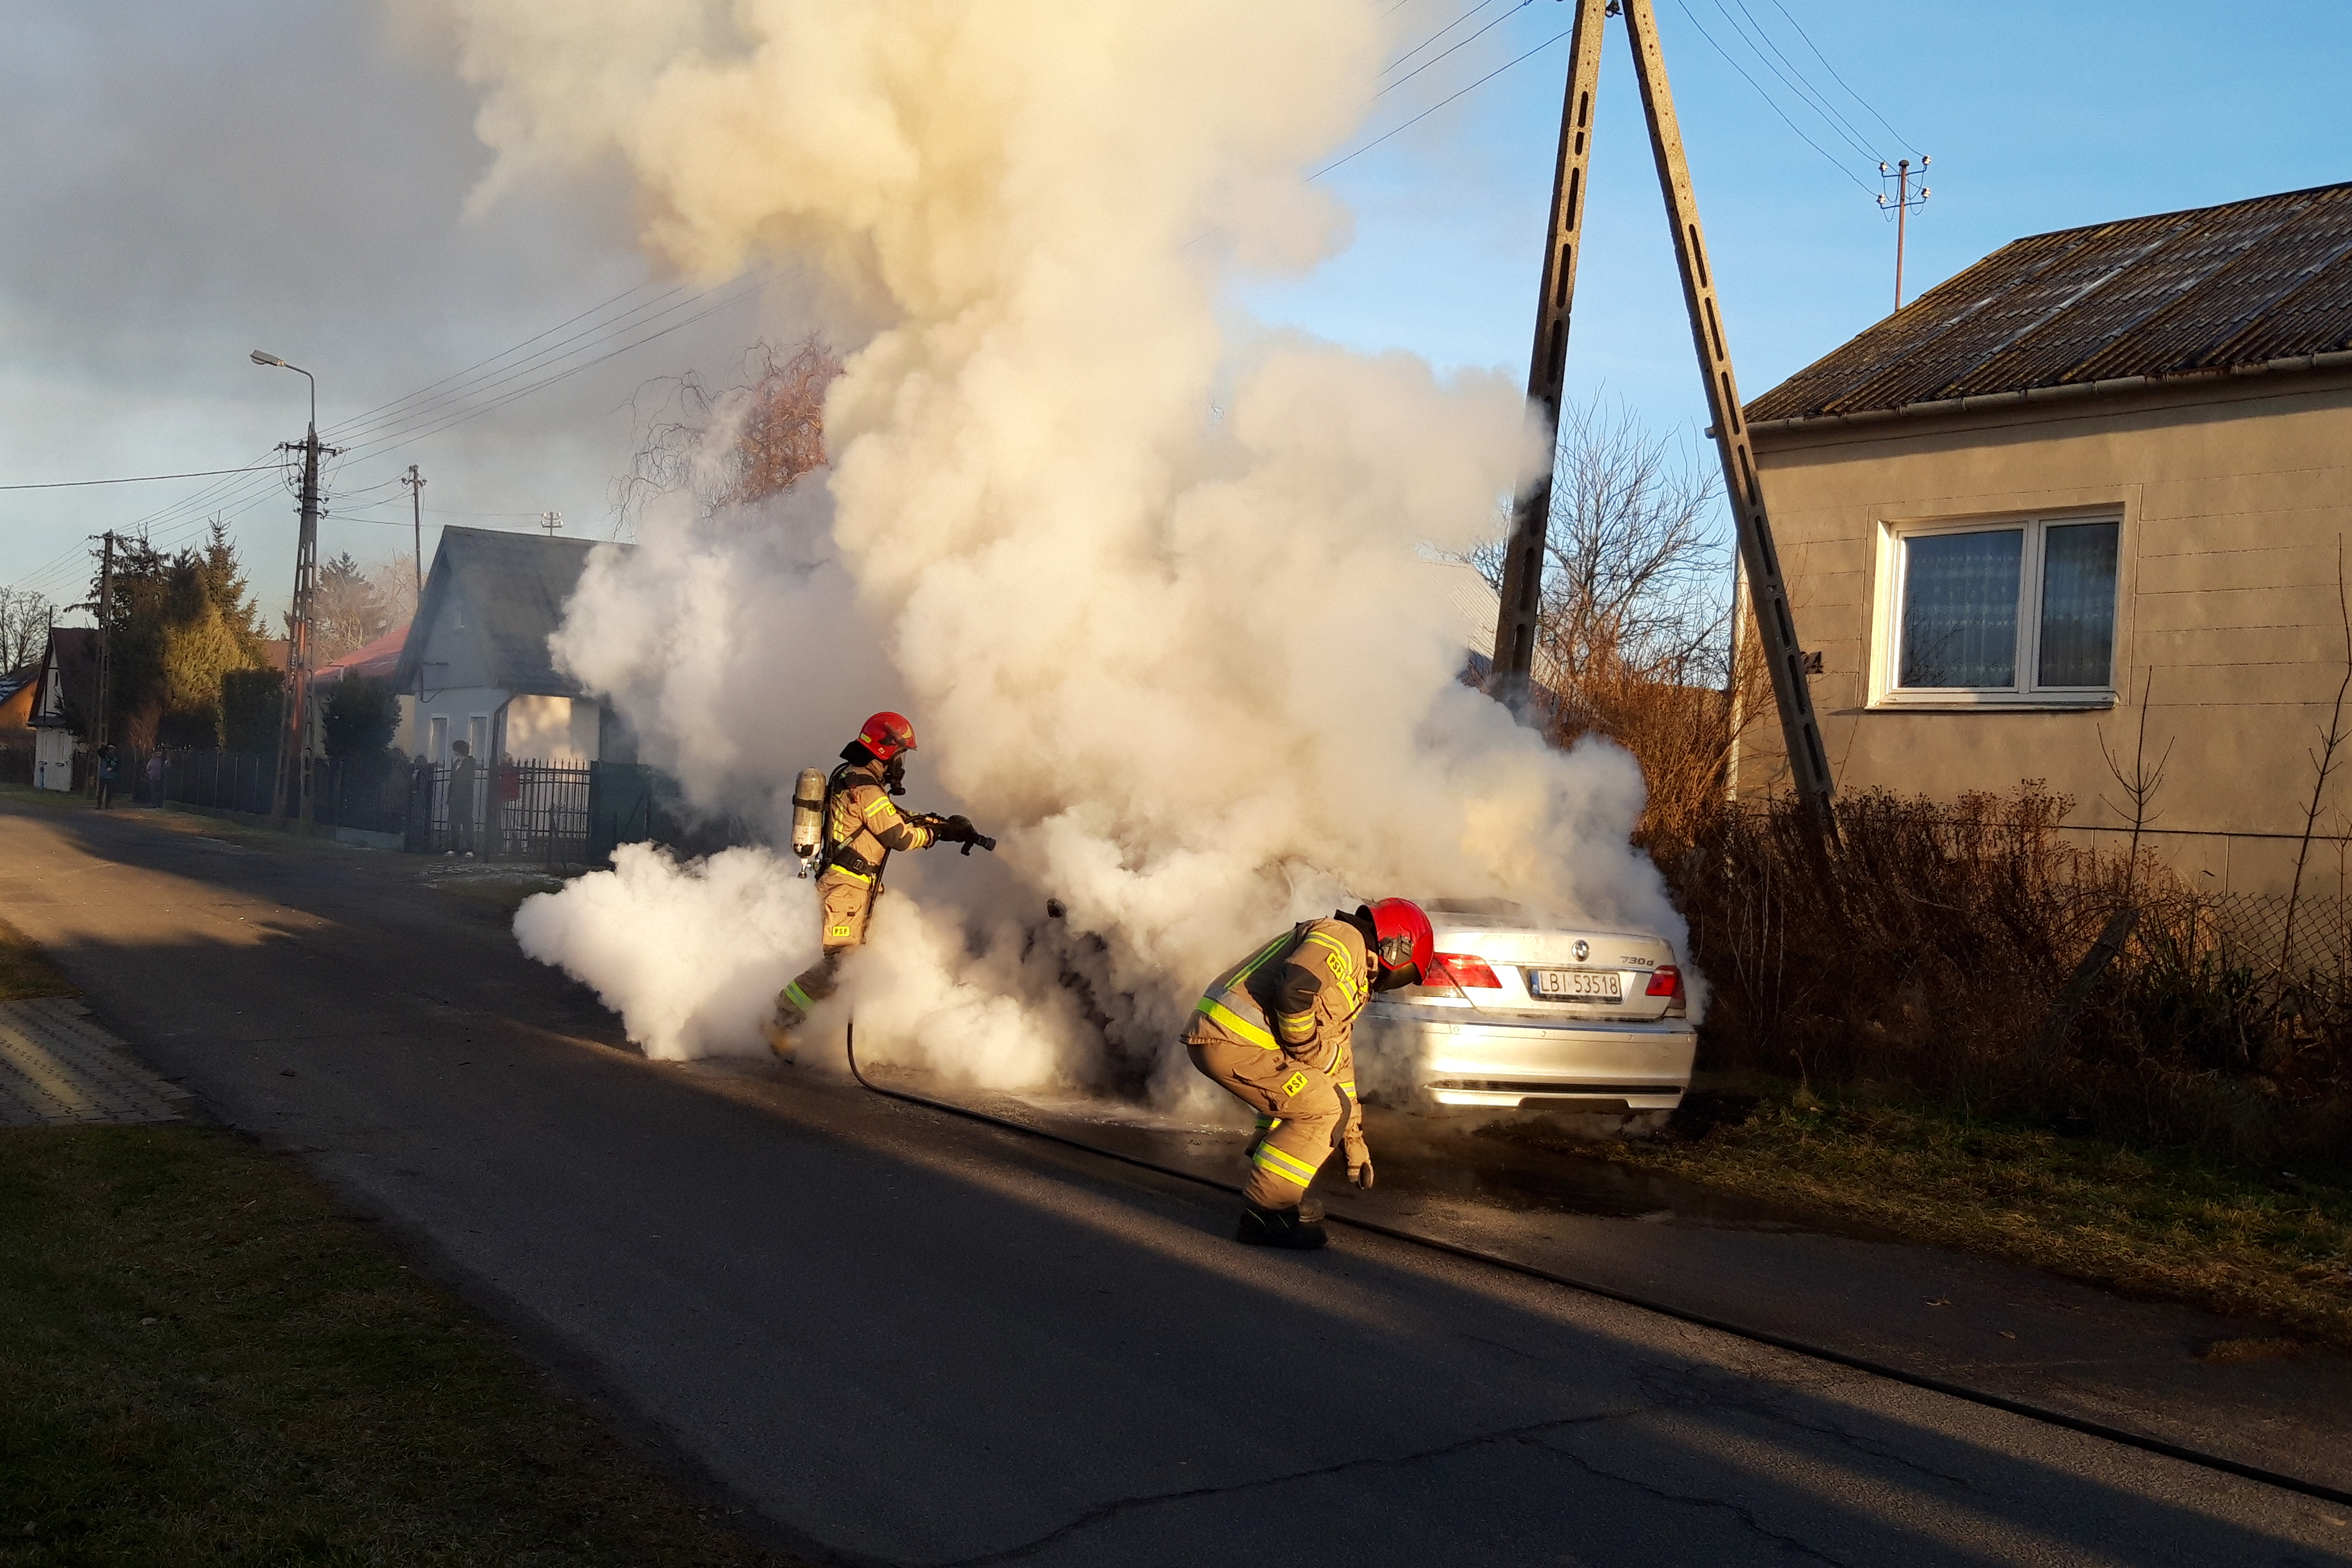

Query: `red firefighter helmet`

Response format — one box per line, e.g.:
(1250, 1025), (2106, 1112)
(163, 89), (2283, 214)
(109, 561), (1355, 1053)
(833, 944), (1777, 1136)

(1361, 898), (1434, 988)
(856, 711), (917, 762)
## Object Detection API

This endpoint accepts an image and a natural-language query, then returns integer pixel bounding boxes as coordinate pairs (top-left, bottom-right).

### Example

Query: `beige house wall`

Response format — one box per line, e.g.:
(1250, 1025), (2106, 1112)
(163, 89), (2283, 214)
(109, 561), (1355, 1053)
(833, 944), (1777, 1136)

(1735, 368), (2352, 894)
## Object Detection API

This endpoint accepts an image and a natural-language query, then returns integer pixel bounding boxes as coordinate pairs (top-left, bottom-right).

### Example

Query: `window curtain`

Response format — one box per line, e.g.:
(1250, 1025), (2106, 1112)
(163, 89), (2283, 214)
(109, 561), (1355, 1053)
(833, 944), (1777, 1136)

(2038, 521), (2119, 687)
(1900, 529), (2021, 687)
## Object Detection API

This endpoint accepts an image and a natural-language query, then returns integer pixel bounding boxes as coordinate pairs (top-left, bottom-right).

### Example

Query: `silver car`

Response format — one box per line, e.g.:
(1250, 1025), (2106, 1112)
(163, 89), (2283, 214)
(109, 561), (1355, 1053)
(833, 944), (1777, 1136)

(1357, 897), (1697, 1129)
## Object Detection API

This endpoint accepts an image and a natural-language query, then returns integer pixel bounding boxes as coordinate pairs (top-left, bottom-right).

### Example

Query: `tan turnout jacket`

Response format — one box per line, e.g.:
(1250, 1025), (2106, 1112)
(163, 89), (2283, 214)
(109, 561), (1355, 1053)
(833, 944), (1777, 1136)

(1183, 917), (1370, 1079)
(1183, 915), (1374, 1189)
(815, 758), (936, 948)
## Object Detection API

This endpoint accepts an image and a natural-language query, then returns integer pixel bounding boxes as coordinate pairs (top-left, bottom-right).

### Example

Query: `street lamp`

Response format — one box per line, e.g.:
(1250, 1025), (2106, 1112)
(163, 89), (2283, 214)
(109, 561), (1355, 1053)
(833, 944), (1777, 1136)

(249, 349), (316, 431)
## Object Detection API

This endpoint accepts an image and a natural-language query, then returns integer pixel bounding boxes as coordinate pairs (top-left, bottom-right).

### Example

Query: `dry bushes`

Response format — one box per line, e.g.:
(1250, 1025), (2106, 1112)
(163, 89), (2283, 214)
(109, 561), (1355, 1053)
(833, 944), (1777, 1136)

(1669, 784), (2352, 1167)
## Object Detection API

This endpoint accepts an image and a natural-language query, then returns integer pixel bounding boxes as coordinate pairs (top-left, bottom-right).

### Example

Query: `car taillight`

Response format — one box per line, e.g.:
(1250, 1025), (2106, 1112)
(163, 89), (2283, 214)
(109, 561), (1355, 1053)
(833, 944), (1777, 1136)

(1431, 952), (1502, 989)
(1646, 964), (1686, 1016)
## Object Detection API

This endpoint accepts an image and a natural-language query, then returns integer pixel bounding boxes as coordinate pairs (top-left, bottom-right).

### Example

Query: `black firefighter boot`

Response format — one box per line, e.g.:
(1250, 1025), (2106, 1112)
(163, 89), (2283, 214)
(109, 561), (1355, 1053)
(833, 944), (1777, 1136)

(1236, 1198), (1328, 1249)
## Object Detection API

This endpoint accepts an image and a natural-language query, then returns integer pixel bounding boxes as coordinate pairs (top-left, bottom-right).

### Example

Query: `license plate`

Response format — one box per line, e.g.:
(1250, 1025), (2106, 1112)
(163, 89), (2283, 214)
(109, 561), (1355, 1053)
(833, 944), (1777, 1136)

(1527, 967), (1622, 1002)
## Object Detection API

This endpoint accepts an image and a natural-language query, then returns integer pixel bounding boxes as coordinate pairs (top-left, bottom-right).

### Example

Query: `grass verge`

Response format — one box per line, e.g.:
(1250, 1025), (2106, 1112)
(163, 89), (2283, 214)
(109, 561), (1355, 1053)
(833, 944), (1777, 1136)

(1494, 1083), (2352, 1351)
(0, 1124), (805, 1566)
(0, 916), (74, 1002)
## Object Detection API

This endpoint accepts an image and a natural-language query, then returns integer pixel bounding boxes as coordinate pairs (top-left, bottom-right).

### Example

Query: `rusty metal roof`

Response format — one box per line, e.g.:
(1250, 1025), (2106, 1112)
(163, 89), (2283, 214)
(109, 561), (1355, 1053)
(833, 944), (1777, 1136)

(1747, 181), (2352, 426)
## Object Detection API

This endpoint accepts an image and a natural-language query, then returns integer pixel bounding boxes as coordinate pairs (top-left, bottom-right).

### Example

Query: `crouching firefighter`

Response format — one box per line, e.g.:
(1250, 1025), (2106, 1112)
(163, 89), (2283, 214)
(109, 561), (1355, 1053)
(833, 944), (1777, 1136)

(762, 711), (986, 1058)
(1182, 899), (1433, 1249)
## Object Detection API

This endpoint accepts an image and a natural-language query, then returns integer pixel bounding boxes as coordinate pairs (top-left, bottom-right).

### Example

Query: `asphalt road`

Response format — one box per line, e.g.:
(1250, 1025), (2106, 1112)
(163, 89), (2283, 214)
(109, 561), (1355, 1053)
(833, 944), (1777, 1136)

(6, 794), (2350, 1567)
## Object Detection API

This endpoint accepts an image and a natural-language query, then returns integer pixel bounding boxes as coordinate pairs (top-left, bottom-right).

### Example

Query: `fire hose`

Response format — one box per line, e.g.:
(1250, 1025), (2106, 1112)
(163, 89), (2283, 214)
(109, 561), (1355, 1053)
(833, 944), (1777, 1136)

(841, 1019), (2352, 1510)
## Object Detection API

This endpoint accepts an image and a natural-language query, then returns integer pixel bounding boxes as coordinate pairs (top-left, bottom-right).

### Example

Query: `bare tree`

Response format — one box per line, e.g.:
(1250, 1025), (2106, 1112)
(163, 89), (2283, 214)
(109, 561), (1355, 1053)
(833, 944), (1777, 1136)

(1473, 396), (1728, 696)
(363, 556), (420, 633)
(2097, 668), (2173, 904)
(0, 586), (54, 673)
(613, 336), (843, 531)
(1469, 395), (1741, 850)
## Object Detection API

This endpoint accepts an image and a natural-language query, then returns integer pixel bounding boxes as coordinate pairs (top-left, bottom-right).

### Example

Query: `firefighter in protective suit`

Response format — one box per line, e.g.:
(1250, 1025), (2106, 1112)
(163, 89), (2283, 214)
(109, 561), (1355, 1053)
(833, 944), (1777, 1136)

(762, 712), (980, 1057)
(1182, 898), (1434, 1248)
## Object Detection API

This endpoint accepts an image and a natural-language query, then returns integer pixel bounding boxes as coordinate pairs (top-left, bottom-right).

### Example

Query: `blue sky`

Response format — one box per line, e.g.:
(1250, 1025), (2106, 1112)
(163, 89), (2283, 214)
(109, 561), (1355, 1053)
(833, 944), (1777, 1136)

(1256, 0), (2352, 452)
(3, 1), (2346, 621)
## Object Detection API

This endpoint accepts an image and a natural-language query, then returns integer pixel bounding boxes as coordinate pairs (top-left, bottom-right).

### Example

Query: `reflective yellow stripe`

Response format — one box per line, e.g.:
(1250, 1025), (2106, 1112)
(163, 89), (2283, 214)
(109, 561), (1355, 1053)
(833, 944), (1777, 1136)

(1339, 1081), (1356, 1098)
(1304, 930), (1361, 1004)
(863, 797), (897, 819)
(1276, 1009), (1314, 1042)
(1254, 1114), (1278, 1130)
(829, 865), (874, 886)
(1194, 997), (1277, 1049)
(782, 981), (817, 1012)
(1196, 930), (1301, 1053)
(1253, 1143), (1320, 1186)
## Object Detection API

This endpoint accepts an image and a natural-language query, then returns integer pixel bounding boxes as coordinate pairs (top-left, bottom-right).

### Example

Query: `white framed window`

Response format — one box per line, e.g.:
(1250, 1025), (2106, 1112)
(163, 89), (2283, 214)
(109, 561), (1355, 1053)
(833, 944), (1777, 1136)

(428, 715), (448, 763)
(1873, 512), (2120, 708)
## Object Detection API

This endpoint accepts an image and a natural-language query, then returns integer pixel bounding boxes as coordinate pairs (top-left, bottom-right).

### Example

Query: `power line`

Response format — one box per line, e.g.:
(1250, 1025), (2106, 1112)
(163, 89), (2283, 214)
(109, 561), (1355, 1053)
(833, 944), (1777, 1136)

(113, 265), (778, 573)
(1670, 0), (1876, 195)
(318, 279), (718, 451)
(1710, 0), (1881, 163)
(319, 277), (685, 443)
(1314, 20), (1578, 181)
(30, 270), (766, 582)
(1765, 0), (1915, 153)
(109, 278), (707, 546)
(0, 464), (280, 493)
(1372, 0), (1532, 104)
(1382, 0), (1508, 76)
(327, 269), (774, 469)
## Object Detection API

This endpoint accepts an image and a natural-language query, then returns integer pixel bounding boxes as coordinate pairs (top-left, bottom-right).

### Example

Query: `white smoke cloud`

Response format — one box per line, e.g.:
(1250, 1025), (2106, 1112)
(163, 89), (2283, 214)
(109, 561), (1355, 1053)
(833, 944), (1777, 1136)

(479, 0), (1689, 1082)
(514, 842), (815, 1060)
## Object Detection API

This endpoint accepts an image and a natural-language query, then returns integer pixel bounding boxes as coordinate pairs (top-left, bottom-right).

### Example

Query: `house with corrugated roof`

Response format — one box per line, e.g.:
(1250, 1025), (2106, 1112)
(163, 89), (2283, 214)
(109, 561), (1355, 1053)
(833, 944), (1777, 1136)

(1733, 180), (2352, 893)
(391, 527), (633, 767)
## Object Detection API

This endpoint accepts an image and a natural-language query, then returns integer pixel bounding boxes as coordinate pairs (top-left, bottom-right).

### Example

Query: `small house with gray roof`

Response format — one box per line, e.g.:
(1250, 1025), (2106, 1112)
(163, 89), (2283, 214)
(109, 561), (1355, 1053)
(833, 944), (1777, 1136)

(1733, 180), (2352, 893)
(391, 526), (634, 768)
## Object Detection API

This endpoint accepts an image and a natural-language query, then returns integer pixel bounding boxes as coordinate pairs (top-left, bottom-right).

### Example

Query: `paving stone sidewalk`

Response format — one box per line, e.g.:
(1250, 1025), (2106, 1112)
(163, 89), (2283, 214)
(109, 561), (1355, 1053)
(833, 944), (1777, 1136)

(0, 997), (192, 1126)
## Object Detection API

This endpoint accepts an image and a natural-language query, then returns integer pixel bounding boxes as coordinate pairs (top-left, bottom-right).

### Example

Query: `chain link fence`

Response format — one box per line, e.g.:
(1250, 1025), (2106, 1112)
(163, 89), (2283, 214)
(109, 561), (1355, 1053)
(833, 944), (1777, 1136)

(2136, 888), (2352, 993)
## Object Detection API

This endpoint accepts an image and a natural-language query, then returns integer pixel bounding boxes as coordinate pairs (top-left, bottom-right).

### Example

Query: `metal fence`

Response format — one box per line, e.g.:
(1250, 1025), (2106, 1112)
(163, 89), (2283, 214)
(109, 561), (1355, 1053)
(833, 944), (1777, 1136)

(2141, 889), (2352, 990)
(409, 759), (594, 863)
(162, 749), (414, 837)
(143, 749), (685, 867)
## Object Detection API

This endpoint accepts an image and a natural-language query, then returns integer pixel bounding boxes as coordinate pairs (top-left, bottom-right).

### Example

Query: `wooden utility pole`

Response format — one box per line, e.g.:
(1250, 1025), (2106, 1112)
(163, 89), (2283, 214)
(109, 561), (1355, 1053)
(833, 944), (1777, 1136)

(1490, 0), (1611, 711)
(1488, 0), (1838, 836)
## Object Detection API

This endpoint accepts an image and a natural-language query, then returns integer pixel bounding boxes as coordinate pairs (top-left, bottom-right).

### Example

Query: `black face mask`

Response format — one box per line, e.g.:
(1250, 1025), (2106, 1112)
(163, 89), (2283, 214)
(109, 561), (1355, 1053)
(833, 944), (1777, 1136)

(882, 755), (907, 795)
(1372, 950), (1422, 992)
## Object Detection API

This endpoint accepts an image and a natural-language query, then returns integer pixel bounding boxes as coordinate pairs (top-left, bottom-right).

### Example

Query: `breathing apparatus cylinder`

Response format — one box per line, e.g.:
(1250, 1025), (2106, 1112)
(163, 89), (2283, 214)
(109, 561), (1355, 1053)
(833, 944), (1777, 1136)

(790, 768), (827, 872)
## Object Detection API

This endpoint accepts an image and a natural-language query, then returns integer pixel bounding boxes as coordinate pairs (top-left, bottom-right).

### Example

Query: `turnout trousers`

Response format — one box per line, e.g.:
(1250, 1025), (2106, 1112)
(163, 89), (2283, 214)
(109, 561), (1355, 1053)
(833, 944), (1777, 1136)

(775, 872), (876, 1029)
(1187, 1036), (1351, 1208)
